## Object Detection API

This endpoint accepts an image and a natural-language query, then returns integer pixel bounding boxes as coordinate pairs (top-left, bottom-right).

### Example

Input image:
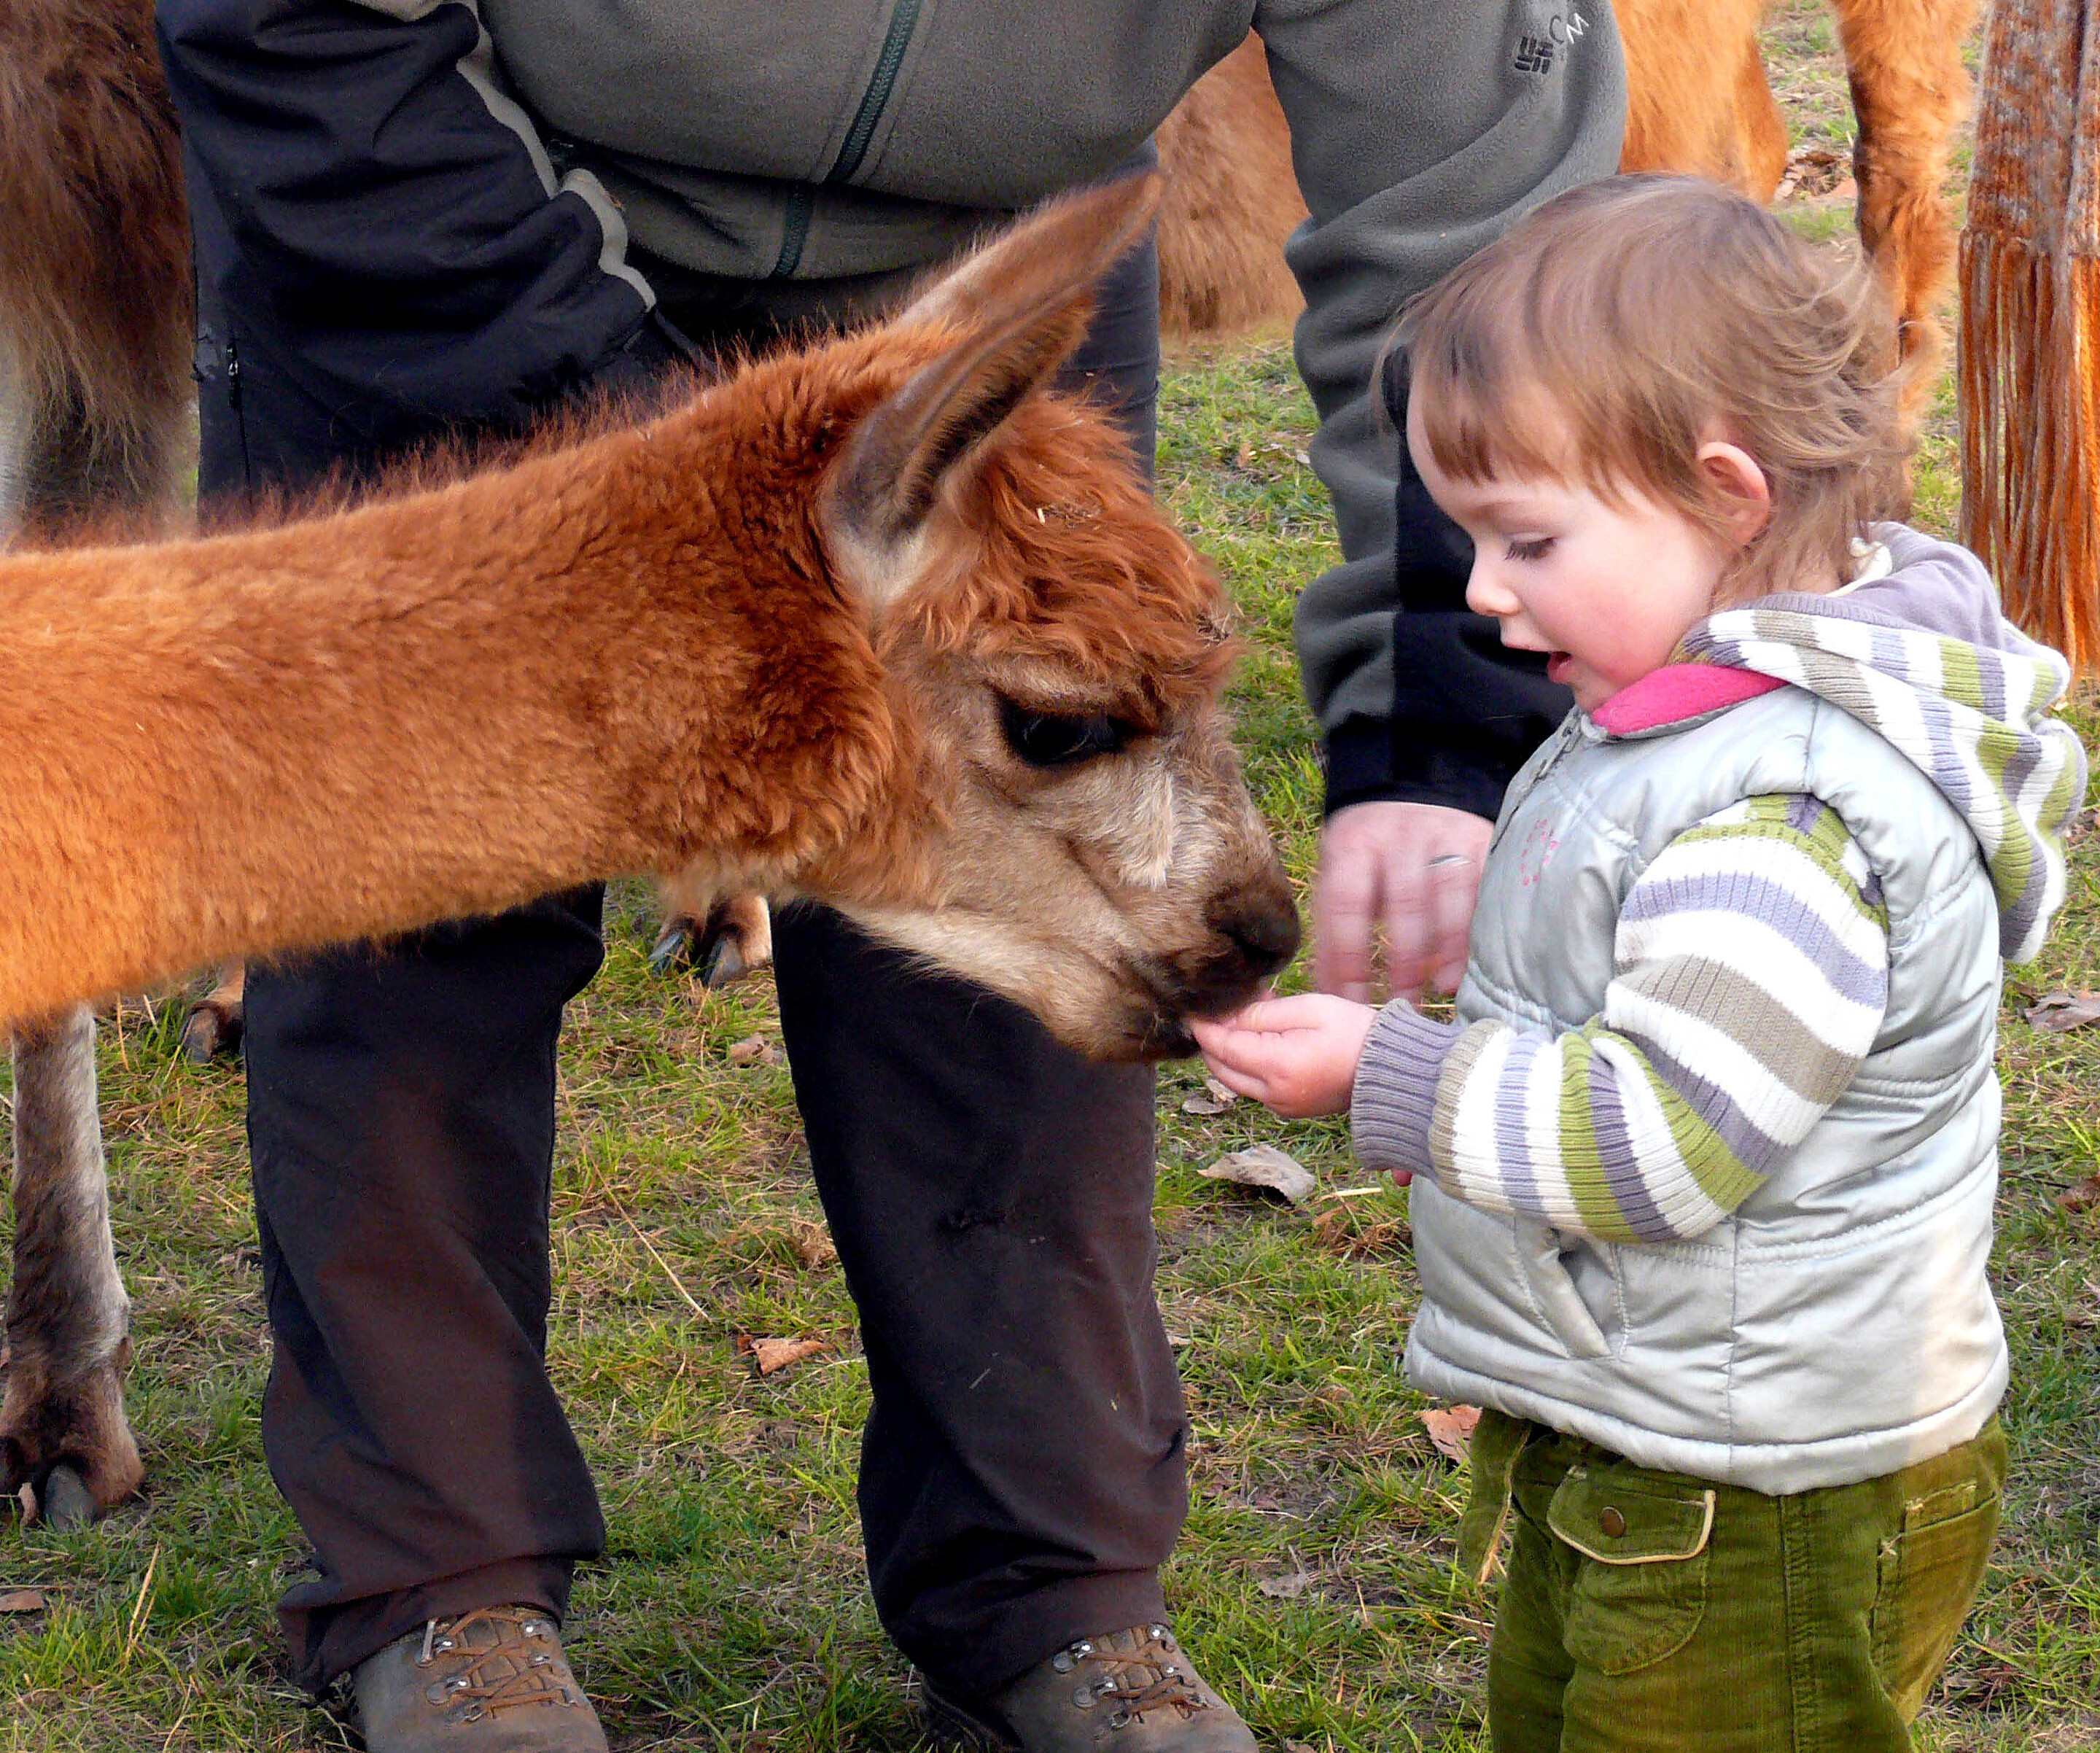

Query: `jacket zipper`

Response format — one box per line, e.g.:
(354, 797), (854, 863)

(1490, 714), (1584, 853)
(772, 0), (925, 277)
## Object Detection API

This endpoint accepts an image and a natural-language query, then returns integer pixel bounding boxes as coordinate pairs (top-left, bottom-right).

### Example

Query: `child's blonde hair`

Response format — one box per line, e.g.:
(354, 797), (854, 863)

(1390, 175), (1913, 603)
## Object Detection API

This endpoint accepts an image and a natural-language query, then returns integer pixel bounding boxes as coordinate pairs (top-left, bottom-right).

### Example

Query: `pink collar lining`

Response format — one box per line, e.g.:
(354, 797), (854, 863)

(1590, 664), (1785, 734)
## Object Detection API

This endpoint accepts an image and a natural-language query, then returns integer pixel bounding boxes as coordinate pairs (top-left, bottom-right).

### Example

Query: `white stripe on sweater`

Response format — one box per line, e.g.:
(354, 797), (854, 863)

(1519, 1035), (1575, 1225)
(1589, 1035), (1708, 1213)
(1623, 828), (1889, 940)
(1445, 1027), (1517, 1213)
(1606, 990), (1835, 1140)
(1611, 912), (1885, 1052)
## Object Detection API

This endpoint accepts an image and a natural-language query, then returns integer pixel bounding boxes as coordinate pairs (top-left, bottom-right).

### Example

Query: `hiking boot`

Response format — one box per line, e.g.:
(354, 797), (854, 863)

(351, 1606), (609, 1752)
(922, 1623), (1257, 1750)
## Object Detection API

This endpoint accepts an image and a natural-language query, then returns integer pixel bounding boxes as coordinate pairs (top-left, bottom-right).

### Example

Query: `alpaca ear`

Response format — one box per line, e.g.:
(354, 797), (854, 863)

(823, 171), (1162, 602)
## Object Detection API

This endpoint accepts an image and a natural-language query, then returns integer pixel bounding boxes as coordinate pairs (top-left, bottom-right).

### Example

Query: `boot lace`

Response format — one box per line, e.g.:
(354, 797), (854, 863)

(1054, 1624), (1209, 1730)
(413, 1606), (581, 1722)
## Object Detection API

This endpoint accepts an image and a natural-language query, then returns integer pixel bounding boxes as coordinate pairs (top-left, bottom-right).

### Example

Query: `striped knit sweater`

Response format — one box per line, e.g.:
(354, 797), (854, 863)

(1354, 792), (1890, 1243)
(1353, 525), (2084, 1245)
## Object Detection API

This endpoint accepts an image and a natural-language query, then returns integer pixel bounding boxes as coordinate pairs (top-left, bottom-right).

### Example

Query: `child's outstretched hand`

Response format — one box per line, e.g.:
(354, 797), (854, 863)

(1189, 994), (1378, 1120)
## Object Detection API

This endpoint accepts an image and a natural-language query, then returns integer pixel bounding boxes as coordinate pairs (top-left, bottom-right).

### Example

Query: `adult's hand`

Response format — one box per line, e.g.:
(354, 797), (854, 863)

(1313, 801), (1491, 1003)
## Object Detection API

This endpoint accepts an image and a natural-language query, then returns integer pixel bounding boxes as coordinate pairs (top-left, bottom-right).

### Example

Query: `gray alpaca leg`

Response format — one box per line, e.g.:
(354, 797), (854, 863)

(0, 339), (26, 544)
(1, 1006), (141, 1525)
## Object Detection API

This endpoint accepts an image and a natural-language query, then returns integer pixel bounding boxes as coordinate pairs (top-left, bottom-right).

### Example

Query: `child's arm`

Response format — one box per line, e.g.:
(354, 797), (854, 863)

(1352, 796), (1891, 1243)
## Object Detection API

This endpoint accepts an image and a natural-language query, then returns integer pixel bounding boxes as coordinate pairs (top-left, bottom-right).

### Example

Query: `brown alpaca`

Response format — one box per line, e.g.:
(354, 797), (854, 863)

(0, 184), (1296, 1040)
(1, 0), (192, 1525)
(0, 168), (1298, 1519)
(1156, 0), (1977, 384)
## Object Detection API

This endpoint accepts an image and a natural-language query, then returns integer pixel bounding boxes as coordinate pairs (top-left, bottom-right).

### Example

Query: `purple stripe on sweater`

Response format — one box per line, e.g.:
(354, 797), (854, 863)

(1637, 1038), (1791, 1178)
(1867, 624), (1909, 691)
(1619, 869), (1886, 1003)
(1977, 648), (2008, 720)
(1785, 794), (1821, 834)
(1584, 1049), (1676, 1240)
(1999, 734), (2044, 821)
(1350, 1004), (1461, 1176)
(1913, 692), (1975, 820)
(1490, 1034), (1547, 1213)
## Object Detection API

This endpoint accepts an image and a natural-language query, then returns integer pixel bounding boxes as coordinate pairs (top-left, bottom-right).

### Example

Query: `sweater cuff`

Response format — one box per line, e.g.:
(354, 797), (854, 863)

(1350, 1001), (1466, 1177)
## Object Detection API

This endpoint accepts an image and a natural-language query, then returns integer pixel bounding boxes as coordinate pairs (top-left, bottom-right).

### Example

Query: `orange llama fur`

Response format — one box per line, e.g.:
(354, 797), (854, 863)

(1156, 0), (1977, 386)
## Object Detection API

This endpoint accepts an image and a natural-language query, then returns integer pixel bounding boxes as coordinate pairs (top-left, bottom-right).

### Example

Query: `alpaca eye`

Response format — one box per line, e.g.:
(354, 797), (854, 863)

(998, 696), (1135, 768)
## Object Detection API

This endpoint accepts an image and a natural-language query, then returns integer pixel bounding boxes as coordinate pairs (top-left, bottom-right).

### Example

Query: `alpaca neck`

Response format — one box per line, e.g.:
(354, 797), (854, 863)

(0, 372), (914, 1025)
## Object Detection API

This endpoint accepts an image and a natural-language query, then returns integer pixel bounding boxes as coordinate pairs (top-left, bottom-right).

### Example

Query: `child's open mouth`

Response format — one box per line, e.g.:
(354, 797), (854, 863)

(1547, 653), (1574, 684)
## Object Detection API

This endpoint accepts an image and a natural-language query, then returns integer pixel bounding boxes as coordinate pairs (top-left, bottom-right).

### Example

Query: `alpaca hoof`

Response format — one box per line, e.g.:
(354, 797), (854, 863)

(37, 1465), (96, 1530)
(1, 1359), (145, 1524)
(693, 931), (755, 989)
(648, 897), (773, 987)
(180, 999), (243, 1064)
(693, 895), (772, 988)
(647, 917), (697, 977)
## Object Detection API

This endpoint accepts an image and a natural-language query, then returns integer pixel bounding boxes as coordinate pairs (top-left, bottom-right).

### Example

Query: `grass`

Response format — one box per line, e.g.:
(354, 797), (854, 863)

(4, 9), (2097, 1751)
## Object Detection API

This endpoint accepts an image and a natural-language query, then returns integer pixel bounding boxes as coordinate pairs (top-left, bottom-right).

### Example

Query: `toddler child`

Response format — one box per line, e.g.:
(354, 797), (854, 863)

(1195, 175), (2087, 1752)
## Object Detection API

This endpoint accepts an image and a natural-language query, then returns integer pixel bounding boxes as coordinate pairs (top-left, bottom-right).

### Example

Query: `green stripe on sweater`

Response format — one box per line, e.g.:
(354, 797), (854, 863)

(1557, 1032), (1640, 1243)
(1674, 809), (1889, 928)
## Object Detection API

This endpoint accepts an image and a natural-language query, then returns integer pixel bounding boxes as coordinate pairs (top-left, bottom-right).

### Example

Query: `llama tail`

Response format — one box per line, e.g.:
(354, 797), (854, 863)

(1958, 0), (2100, 675)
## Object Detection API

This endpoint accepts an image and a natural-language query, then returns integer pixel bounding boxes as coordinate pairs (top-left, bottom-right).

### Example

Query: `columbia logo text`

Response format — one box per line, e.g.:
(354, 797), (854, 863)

(1514, 9), (1587, 75)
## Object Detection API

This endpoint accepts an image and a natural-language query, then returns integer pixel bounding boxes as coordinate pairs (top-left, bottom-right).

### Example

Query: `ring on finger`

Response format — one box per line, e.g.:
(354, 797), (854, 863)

(1427, 852), (1474, 869)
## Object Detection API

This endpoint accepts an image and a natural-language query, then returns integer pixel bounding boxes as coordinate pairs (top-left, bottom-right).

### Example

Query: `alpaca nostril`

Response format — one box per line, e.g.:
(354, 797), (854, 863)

(1211, 893), (1302, 975)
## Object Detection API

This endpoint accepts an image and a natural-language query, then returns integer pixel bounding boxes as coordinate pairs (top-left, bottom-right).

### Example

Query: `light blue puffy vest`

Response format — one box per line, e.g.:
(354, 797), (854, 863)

(1404, 684), (2007, 1493)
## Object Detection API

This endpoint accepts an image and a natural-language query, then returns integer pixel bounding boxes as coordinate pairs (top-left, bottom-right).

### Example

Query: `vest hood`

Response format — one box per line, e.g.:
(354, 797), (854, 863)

(1674, 526), (2087, 963)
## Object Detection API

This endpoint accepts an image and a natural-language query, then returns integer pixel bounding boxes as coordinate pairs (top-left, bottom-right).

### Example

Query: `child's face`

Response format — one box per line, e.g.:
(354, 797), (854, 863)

(1407, 402), (1734, 713)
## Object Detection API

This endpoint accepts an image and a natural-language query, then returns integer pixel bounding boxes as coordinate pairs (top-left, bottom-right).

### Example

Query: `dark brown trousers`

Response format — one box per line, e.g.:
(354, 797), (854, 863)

(212, 225), (1189, 1699)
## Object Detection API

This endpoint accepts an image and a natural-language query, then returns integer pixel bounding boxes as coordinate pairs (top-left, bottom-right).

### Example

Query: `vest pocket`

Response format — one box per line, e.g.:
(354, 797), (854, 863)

(1549, 1469), (1715, 1674)
(1870, 1488), (1999, 1722)
(1516, 1219), (1614, 1358)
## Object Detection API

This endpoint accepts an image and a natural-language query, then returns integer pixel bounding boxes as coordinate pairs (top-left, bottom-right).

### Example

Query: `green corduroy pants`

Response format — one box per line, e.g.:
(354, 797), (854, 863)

(1459, 1410), (2006, 1752)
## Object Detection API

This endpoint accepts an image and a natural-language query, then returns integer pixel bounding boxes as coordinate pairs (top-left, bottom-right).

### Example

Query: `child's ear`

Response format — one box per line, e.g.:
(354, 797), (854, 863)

(1695, 439), (1773, 547)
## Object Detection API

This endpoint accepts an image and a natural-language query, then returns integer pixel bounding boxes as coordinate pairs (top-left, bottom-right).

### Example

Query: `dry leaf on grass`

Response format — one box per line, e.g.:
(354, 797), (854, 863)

(736, 1334), (829, 1375)
(1180, 1078), (1240, 1116)
(1419, 1405), (1482, 1464)
(728, 1035), (779, 1066)
(1257, 1566), (1315, 1600)
(788, 1219), (838, 1270)
(1199, 1143), (1315, 1205)
(2023, 990), (2100, 1032)
(2057, 1175), (2100, 1215)
(0, 1590), (46, 1614)
(1311, 1205), (1412, 1259)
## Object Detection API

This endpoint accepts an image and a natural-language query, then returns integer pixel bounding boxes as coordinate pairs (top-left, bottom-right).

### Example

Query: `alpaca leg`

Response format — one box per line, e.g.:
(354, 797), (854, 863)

(1, 1006), (141, 1525)
(1831, 0), (1979, 376)
(181, 960), (246, 1063)
(12, 378), (190, 537)
(1618, 0), (1773, 187)
(1730, 30), (1789, 200)
(0, 341), (26, 545)
(648, 891), (774, 986)
(1153, 36), (1305, 340)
